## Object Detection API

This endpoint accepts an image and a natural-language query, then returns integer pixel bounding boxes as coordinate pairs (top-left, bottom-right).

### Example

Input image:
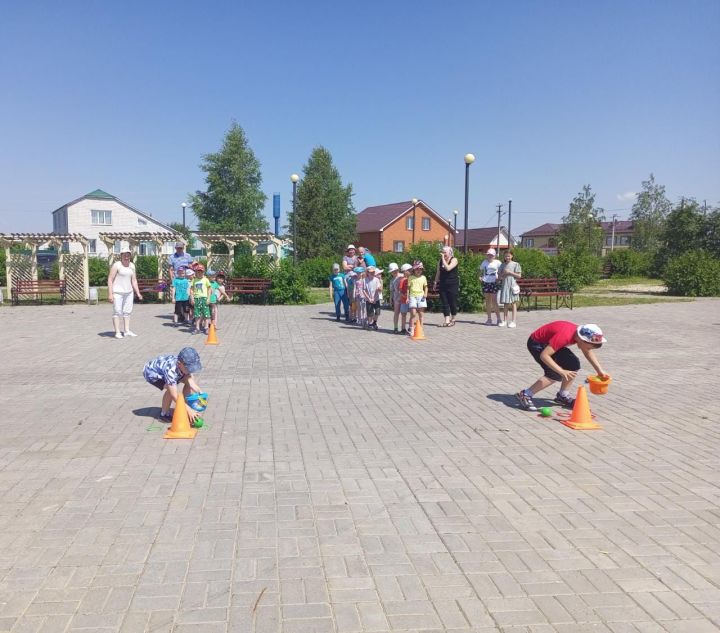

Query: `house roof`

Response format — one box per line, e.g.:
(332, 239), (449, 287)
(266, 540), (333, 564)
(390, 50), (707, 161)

(52, 189), (176, 233)
(356, 200), (452, 233)
(521, 220), (634, 237)
(455, 227), (509, 247)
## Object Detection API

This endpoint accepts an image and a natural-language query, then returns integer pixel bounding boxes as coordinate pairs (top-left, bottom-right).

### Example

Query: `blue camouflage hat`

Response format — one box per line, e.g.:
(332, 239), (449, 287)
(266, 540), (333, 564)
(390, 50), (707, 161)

(178, 347), (202, 373)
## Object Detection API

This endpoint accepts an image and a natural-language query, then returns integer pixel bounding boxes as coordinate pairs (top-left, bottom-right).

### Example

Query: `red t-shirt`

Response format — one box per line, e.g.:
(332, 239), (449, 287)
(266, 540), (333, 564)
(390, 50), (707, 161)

(399, 277), (409, 302)
(530, 321), (578, 351)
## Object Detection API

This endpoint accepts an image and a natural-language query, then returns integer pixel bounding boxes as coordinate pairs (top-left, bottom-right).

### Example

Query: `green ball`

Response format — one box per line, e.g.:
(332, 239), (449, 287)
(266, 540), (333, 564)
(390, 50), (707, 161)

(540, 407), (553, 417)
(193, 417), (204, 428)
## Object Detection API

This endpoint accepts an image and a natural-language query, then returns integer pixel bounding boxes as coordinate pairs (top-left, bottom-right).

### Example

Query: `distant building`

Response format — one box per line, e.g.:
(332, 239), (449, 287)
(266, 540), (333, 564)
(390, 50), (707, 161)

(356, 200), (455, 253)
(520, 220), (634, 255)
(455, 227), (513, 254)
(52, 189), (177, 256)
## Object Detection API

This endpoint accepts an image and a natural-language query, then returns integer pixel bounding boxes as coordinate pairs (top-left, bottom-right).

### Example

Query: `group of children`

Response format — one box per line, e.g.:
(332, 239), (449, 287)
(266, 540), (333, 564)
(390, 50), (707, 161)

(170, 264), (229, 335)
(329, 259), (430, 336)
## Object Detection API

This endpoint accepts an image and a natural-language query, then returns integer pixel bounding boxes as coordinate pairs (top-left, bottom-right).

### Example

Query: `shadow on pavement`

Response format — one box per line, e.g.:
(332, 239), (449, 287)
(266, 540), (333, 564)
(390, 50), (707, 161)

(132, 406), (162, 418)
(487, 393), (556, 410)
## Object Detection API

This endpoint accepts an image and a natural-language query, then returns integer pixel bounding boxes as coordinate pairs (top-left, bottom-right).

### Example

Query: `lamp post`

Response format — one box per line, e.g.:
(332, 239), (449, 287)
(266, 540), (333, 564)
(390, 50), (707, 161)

(463, 154), (475, 253)
(181, 202), (187, 227)
(453, 209), (458, 233)
(291, 174), (299, 263)
(411, 198), (418, 246)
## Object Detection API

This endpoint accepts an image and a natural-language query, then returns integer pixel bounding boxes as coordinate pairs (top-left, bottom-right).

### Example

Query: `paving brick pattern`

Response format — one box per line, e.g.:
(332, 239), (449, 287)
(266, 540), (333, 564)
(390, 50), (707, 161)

(0, 300), (718, 632)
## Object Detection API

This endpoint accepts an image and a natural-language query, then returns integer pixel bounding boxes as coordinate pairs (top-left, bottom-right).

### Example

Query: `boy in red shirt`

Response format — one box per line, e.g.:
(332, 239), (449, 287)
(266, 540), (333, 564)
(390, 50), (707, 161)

(516, 321), (609, 411)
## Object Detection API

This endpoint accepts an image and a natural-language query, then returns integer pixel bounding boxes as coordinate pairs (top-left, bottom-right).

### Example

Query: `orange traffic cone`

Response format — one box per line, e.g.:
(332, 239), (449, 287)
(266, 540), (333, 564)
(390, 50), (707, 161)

(164, 396), (198, 439)
(411, 320), (426, 341)
(205, 323), (219, 345)
(560, 386), (601, 430)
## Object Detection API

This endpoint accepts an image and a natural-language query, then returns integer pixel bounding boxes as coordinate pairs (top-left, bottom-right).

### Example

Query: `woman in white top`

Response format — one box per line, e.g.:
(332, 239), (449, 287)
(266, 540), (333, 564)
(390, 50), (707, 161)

(478, 248), (502, 325)
(107, 244), (142, 339)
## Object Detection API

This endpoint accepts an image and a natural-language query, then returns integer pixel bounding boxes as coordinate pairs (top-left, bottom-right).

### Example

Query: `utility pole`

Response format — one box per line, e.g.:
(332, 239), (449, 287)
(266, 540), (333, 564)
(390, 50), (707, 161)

(507, 199), (512, 251)
(496, 203), (504, 252)
(611, 214), (618, 251)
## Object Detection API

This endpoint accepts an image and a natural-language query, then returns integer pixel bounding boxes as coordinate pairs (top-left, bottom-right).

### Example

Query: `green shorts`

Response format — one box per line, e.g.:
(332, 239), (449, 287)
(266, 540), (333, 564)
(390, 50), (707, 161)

(193, 296), (210, 319)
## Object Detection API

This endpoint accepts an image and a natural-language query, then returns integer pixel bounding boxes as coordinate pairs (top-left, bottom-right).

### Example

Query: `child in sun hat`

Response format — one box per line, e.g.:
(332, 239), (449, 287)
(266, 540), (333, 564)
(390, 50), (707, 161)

(363, 266), (383, 331)
(143, 346), (203, 422)
(353, 266), (367, 327)
(191, 264), (212, 335)
(171, 266), (192, 325)
(398, 263), (412, 334)
(516, 322), (609, 411)
(407, 261), (428, 336)
(329, 263), (350, 321)
(208, 270), (229, 330)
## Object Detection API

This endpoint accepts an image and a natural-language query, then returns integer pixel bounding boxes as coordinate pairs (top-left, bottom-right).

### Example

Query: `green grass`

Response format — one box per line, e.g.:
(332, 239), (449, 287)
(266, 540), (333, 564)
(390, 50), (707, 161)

(305, 287), (332, 305)
(573, 295), (691, 308)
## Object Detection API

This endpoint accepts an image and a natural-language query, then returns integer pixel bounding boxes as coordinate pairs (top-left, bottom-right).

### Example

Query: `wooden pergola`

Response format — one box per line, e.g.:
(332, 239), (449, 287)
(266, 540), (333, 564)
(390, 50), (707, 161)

(194, 233), (284, 260)
(98, 231), (182, 257)
(1, 233), (90, 300)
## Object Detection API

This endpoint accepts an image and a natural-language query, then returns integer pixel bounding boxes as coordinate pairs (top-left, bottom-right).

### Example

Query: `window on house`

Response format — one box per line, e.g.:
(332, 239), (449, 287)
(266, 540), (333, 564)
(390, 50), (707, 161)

(405, 216), (414, 230)
(91, 209), (112, 225)
(137, 217), (148, 226)
(619, 235), (631, 245)
(422, 217), (431, 231)
(139, 242), (156, 256)
(88, 239), (97, 254)
(605, 236), (613, 246)
(113, 240), (121, 254)
(525, 238), (534, 247)
(393, 241), (405, 253)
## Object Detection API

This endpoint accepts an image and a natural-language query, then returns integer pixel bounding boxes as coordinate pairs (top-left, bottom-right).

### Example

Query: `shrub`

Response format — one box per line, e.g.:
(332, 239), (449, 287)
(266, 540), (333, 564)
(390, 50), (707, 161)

(456, 252), (484, 312)
(134, 255), (159, 279)
(0, 249), (5, 286)
(88, 257), (109, 286)
(552, 250), (602, 291)
(664, 250), (720, 296)
(511, 248), (553, 278)
(604, 249), (653, 277)
(299, 256), (335, 287)
(233, 253), (274, 278)
(269, 259), (309, 304)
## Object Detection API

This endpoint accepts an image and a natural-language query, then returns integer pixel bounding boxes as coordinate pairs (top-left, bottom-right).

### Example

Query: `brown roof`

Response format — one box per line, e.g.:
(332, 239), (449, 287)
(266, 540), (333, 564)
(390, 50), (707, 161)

(455, 227), (508, 248)
(356, 200), (452, 233)
(522, 220), (634, 237)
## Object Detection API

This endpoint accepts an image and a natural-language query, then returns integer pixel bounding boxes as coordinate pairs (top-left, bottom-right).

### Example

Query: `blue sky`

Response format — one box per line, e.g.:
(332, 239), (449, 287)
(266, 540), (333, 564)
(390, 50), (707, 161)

(1, 1), (718, 236)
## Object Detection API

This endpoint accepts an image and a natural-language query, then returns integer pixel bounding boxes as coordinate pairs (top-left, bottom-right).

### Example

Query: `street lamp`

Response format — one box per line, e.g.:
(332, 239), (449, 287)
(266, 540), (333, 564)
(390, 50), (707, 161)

(181, 202), (187, 227)
(463, 154), (475, 253)
(411, 198), (418, 245)
(291, 174), (299, 263)
(453, 209), (458, 234)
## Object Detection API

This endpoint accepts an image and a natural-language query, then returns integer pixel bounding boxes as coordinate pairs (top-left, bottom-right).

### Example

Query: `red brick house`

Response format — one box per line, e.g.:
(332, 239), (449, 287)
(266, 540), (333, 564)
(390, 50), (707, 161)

(520, 220), (634, 255)
(356, 200), (455, 253)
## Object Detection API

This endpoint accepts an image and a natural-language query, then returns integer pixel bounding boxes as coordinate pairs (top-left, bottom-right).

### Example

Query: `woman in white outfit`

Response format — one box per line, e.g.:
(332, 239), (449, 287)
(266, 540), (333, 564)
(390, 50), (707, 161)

(107, 244), (142, 339)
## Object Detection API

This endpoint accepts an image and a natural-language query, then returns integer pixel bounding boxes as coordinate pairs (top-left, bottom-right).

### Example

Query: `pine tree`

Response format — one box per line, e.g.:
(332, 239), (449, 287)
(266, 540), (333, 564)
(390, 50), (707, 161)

(190, 123), (268, 233)
(288, 147), (356, 260)
(559, 185), (605, 255)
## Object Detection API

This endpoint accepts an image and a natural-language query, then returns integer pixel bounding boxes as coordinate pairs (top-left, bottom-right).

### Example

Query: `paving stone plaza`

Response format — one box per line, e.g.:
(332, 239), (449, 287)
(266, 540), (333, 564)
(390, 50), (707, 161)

(1, 300), (719, 633)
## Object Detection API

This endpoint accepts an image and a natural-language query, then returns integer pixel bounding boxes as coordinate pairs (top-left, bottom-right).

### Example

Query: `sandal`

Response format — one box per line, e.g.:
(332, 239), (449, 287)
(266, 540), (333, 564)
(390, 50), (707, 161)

(448, 320), (456, 327)
(442, 322), (449, 327)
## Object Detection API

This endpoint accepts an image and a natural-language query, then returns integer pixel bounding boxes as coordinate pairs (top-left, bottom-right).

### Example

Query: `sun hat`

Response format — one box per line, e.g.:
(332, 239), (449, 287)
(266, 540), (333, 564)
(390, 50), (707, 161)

(400, 263), (412, 272)
(119, 241), (131, 254)
(366, 266), (376, 273)
(185, 269), (195, 277)
(353, 266), (366, 273)
(178, 347), (202, 373)
(347, 244), (356, 250)
(375, 268), (384, 274)
(413, 260), (424, 269)
(577, 324), (607, 344)
(332, 263), (340, 271)
(174, 241), (184, 248)
(486, 248), (497, 256)
(388, 262), (399, 272)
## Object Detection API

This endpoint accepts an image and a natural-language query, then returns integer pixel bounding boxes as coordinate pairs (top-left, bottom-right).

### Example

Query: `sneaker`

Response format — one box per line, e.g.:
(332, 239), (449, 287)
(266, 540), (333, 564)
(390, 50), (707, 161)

(508, 321), (517, 328)
(114, 332), (123, 339)
(554, 392), (576, 408)
(498, 321), (506, 327)
(124, 331), (137, 337)
(401, 328), (408, 335)
(192, 330), (199, 335)
(372, 323), (379, 331)
(516, 391), (537, 411)
(485, 318), (493, 325)
(159, 411), (172, 421)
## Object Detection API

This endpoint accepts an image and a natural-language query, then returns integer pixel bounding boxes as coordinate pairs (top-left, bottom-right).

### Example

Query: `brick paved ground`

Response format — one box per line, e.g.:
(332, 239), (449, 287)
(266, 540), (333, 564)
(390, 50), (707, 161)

(1, 299), (718, 633)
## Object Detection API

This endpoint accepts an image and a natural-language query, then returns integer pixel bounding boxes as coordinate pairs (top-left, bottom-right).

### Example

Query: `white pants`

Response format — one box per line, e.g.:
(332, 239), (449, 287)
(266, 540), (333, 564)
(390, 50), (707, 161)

(113, 292), (134, 317)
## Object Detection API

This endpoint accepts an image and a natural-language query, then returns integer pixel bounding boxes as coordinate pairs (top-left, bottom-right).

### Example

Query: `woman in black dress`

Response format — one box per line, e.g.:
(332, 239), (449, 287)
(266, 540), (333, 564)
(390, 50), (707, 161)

(434, 246), (460, 326)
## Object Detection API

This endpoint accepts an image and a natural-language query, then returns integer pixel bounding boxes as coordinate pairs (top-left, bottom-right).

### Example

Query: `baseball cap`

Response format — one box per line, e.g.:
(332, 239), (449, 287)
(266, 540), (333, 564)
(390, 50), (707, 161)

(332, 263), (340, 271)
(486, 248), (497, 256)
(347, 244), (356, 250)
(185, 269), (195, 277)
(577, 324), (607, 344)
(175, 242), (184, 248)
(400, 263), (412, 272)
(178, 347), (202, 373)
(195, 263), (205, 272)
(375, 268), (384, 274)
(353, 266), (366, 273)
(388, 262), (399, 272)
(413, 260), (424, 269)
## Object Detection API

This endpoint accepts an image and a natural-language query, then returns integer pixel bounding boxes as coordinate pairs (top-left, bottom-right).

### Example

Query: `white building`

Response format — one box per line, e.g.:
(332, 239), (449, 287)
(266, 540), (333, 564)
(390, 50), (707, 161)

(52, 189), (178, 256)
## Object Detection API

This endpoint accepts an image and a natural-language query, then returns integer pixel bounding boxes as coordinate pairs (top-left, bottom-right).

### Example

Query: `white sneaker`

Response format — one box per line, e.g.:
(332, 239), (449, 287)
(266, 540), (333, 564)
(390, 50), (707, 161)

(508, 321), (517, 328)
(498, 321), (506, 327)
(124, 331), (138, 337)
(114, 332), (123, 339)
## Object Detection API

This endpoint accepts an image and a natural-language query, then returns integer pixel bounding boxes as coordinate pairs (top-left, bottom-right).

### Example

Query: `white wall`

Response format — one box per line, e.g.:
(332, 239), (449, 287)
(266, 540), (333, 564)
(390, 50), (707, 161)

(62, 198), (172, 256)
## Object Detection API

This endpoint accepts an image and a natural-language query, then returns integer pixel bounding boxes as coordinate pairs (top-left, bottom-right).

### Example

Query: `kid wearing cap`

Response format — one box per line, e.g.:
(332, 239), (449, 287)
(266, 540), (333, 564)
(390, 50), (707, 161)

(407, 261), (428, 336)
(143, 346), (203, 422)
(398, 263), (412, 334)
(363, 266), (382, 330)
(191, 265), (212, 335)
(208, 271), (229, 330)
(329, 263), (350, 321)
(516, 321), (609, 411)
(171, 267), (192, 325)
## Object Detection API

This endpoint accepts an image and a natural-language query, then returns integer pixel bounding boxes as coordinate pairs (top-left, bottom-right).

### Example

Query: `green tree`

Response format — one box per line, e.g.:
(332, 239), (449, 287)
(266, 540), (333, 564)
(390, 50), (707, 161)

(630, 174), (671, 252)
(190, 123), (268, 233)
(660, 198), (706, 259)
(288, 146), (356, 260)
(703, 208), (720, 258)
(559, 185), (605, 255)
(168, 222), (193, 243)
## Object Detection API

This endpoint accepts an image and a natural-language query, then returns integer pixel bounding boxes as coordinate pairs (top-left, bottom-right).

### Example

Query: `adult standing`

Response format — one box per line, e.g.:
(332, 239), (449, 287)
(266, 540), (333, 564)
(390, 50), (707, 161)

(479, 248), (502, 326)
(169, 241), (193, 280)
(108, 243), (142, 339)
(498, 250), (522, 328)
(342, 245), (358, 272)
(434, 246), (459, 327)
(358, 246), (376, 267)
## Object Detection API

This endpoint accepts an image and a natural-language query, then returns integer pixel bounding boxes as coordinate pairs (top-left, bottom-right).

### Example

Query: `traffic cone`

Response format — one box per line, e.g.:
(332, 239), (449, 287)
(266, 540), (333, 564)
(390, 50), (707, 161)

(411, 320), (426, 340)
(164, 396), (198, 439)
(205, 323), (219, 345)
(560, 386), (601, 430)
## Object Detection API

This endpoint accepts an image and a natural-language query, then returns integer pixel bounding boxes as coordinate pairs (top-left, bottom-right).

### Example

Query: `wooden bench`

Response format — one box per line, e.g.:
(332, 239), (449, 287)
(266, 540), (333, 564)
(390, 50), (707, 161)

(12, 279), (66, 305)
(517, 278), (573, 311)
(225, 277), (272, 303)
(136, 278), (169, 302)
